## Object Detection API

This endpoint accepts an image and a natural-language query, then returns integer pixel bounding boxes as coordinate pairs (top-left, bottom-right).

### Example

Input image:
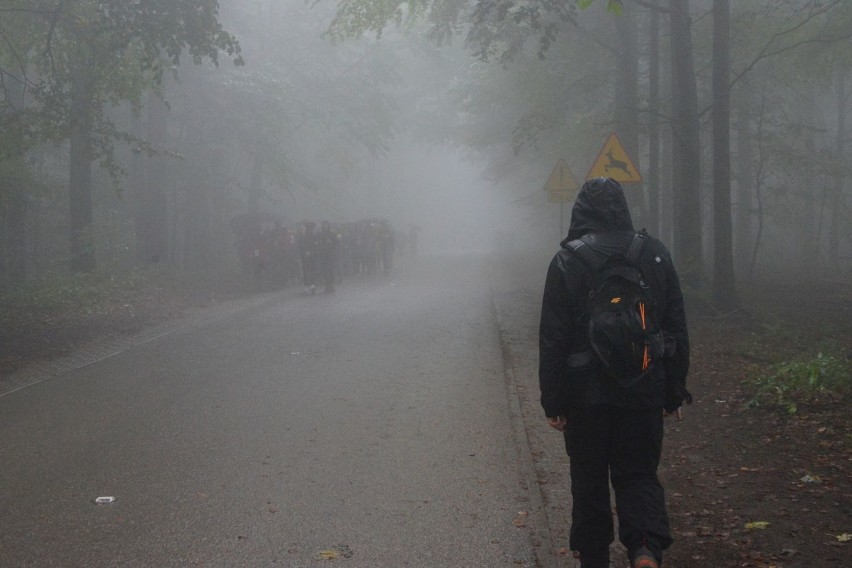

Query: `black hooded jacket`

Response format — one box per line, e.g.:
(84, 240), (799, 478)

(538, 178), (690, 417)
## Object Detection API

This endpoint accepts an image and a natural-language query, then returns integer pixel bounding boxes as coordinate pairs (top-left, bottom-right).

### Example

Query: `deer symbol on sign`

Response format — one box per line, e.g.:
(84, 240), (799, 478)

(604, 148), (632, 177)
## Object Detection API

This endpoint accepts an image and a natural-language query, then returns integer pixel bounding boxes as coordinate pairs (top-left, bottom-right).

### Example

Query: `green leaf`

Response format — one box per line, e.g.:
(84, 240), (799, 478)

(608, 1), (624, 16)
(745, 521), (770, 530)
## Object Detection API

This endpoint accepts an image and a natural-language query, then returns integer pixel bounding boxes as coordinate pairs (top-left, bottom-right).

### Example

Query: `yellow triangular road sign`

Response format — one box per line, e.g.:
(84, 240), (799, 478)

(585, 133), (642, 183)
(544, 159), (579, 195)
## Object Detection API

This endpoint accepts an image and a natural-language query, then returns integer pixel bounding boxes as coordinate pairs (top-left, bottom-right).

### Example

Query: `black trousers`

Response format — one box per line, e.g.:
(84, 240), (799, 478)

(563, 405), (672, 562)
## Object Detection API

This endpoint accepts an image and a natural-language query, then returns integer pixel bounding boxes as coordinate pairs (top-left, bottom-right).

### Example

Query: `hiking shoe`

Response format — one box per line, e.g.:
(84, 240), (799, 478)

(575, 549), (609, 568)
(631, 547), (659, 568)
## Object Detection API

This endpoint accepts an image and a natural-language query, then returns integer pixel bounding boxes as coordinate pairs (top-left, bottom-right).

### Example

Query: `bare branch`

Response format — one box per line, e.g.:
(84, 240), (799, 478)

(0, 25), (29, 94)
(44, 1), (68, 76)
(730, 0), (842, 91)
(729, 32), (852, 94)
(698, 1), (850, 119)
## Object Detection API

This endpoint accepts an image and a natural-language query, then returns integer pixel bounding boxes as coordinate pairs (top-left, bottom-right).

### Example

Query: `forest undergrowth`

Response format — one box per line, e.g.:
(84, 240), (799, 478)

(0, 266), (256, 375)
(660, 279), (851, 567)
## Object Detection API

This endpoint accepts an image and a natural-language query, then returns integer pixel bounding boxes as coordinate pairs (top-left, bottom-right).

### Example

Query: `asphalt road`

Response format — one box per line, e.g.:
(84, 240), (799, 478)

(0, 255), (542, 567)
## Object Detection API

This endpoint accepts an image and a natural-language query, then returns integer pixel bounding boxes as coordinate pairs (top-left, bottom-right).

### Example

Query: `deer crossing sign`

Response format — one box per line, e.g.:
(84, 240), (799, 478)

(585, 132), (642, 183)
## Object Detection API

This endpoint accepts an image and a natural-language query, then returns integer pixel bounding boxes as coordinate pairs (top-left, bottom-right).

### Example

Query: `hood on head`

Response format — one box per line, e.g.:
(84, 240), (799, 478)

(563, 177), (634, 243)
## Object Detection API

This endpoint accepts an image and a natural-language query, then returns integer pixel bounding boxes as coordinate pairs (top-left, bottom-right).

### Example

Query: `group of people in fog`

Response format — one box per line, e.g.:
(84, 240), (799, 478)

(233, 216), (413, 294)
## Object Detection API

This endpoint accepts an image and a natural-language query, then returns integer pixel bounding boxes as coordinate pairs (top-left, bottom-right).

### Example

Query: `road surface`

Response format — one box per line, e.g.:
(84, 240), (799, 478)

(0, 255), (543, 567)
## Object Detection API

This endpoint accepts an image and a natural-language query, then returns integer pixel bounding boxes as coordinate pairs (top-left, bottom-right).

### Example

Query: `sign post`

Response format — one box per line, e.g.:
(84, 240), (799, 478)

(543, 159), (579, 237)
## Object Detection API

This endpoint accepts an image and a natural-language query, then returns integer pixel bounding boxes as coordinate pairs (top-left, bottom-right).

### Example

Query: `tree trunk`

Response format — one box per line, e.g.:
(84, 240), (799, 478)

(659, 31), (674, 247)
(136, 91), (170, 264)
(130, 107), (146, 262)
(799, 90), (820, 279)
(647, 0), (661, 237)
(747, 76), (770, 280)
(69, 64), (96, 273)
(249, 140), (264, 214)
(1, 82), (30, 285)
(734, 77), (755, 276)
(669, 0), (703, 287)
(711, 0), (737, 308)
(3, 190), (28, 285)
(660, 129), (674, 245)
(829, 68), (846, 267)
(614, 5), (644, 222)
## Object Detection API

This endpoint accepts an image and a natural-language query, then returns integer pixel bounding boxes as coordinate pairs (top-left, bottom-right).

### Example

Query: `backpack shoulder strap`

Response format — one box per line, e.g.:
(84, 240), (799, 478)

(565, 236), (602, 272)
(625, 231), (648, 265)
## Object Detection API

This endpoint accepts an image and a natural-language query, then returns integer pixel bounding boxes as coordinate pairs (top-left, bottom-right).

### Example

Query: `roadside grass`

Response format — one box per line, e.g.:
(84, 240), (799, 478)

(729, 282), (851, 416)
(746, 345), (851, 415)
(0, 263), (248, 326)
(1, 267), (166, 326)
(0, 266), (227, 373)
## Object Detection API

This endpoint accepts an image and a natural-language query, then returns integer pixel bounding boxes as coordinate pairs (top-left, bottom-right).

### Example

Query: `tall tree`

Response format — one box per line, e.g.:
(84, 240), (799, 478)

(67, 56), (97, 272)
(733, 76), (755, 276)
(2, 1), (241, 272)
(0, 67), (34, 284)
(646, 0), (662, 237)
(712, 0), (736, 307)
(829, 68), (848, 267)
(137, 90), (171, 264)
(614, 3), (644, 221)
(669, 0), (702, 287)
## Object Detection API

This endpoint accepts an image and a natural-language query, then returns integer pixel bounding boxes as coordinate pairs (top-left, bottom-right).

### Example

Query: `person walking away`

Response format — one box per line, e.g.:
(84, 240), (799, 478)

(364, 222), (379, 274)
(270, 222), (295, 287)
(338, 223), (355, 277)
(378, 221), (395, 277)
(538, 177), (692, 568)
(299, 221), (318, 294)
(316, 221), (339, 293)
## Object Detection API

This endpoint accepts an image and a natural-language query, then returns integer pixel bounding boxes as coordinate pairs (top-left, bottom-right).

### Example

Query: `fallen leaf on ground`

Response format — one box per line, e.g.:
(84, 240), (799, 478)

(745, 521), (770, 530)
(317, 545), (354, 560)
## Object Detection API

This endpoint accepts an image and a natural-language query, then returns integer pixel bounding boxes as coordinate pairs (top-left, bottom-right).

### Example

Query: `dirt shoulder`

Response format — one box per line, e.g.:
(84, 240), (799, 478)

(0, 271), (264, 378)
(663, 293), (851, 568)
(490, 252), (850, 568)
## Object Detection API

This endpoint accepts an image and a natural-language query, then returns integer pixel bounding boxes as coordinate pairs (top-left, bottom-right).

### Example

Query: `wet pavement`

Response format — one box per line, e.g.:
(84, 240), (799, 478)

(0, 253), (570, 567)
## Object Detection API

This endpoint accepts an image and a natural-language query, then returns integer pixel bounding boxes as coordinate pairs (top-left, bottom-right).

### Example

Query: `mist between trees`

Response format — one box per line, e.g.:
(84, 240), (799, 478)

(1, 0), (850, 309)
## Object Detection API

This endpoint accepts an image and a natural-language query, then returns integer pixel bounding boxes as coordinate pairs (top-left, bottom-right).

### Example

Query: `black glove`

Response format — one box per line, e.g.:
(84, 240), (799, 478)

(664, 382), (693, 413)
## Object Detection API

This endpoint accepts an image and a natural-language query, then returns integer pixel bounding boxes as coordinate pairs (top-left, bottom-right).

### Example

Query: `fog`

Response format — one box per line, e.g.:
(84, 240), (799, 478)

(199, 0), (563, 259)
(1, 4), (850, 564)
(1, 0), (850, 294)
(347, 146), (515, 255)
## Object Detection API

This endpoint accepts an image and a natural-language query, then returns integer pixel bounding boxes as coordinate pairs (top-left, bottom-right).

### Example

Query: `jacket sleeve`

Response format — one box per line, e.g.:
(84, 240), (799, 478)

(656, 247), (692, 411)
(538, 252), (586, 418)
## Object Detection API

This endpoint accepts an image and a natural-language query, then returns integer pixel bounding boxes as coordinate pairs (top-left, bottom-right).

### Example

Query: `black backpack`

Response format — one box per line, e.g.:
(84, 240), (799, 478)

(566, 231), (665, 388)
